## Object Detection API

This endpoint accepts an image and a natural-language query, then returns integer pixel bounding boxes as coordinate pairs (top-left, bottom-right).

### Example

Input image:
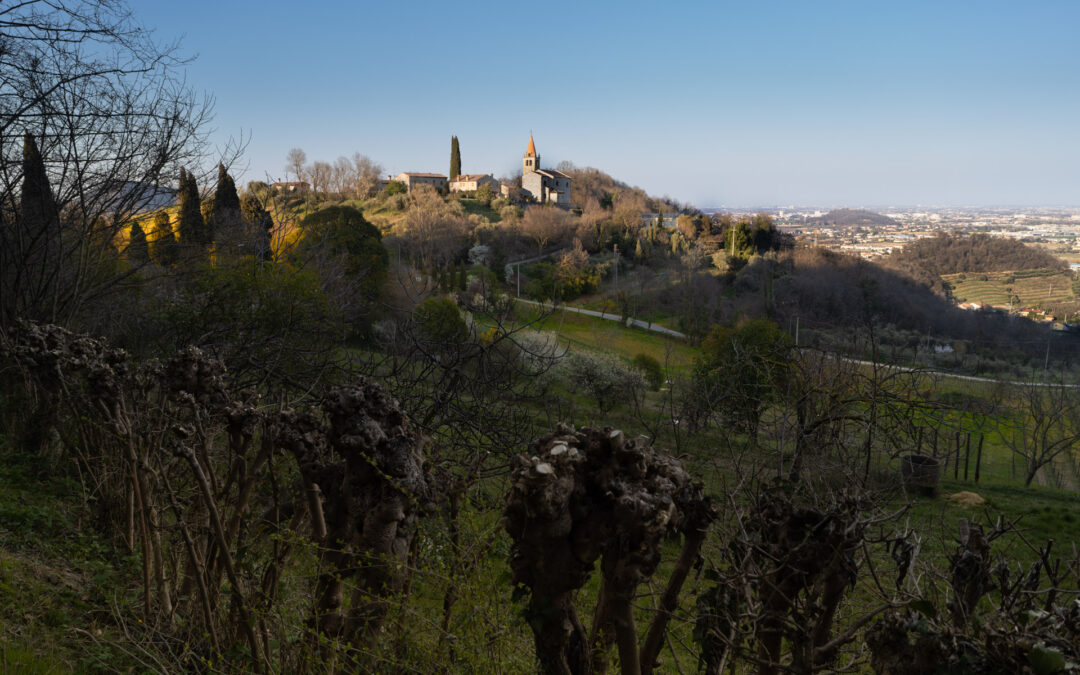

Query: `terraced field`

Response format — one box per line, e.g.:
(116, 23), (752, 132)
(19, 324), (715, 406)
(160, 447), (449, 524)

(944, 268), (1075, 308)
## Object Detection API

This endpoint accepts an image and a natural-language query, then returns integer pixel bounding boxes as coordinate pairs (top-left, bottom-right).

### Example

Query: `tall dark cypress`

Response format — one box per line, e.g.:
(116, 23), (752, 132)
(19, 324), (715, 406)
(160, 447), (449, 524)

(449, 136), (461, 182)
(21, 132), (59, 238)
(176, 168), (206, 251)
(150, 210), (179, 266)
(210, 163), (241, 244)
(127, 221), (150, 263)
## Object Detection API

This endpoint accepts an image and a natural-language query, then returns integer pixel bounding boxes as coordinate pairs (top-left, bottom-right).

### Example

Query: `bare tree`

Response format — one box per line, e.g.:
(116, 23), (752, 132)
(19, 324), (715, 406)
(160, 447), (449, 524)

(308, 160), (331, 195)
(995, 380), (1080, 487)
(0, 0), (224, 331)
(285, 147), (307, 184)
(352, 152), (384, 198)
(519, 204), (575, 254)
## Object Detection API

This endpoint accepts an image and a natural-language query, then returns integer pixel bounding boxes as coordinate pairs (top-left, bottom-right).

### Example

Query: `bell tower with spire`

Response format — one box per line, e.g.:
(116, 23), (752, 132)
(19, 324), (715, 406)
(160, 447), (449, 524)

(523, 133), (539, 175)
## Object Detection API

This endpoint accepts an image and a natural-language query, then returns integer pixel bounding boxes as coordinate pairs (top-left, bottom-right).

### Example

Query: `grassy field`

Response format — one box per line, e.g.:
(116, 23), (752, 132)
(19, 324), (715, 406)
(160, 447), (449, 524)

(513, 302), (698, 369)
(944, 268), (1075, 308)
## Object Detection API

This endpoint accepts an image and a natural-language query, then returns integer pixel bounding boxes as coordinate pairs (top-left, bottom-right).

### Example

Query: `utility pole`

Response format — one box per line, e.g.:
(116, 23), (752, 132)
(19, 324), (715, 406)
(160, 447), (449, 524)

(795, 316), (799, 347)
(1044, 340), (1051, 379)
(613, 243), (619, 291)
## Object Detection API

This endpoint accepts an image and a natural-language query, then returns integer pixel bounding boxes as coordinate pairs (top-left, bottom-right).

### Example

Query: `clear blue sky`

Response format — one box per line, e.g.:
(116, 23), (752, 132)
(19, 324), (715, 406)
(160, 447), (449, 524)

(139, 1), (1079, 208)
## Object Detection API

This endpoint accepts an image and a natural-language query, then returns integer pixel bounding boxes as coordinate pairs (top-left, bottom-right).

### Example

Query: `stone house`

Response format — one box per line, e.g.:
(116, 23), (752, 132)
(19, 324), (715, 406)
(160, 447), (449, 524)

(394, 172), (448, 193)
(449, 173), (499, 194)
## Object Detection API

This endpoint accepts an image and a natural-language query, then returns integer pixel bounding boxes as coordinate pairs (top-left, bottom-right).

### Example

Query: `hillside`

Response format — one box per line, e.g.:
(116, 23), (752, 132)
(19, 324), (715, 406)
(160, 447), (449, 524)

(804, 208), (898, 227)
(944, 269), (1076, 309)
(887, 232), (1067, 277)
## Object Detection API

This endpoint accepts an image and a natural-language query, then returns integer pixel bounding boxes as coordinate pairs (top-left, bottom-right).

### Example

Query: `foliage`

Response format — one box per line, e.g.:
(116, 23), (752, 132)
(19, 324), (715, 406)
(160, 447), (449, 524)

(296, 205), (389, 299)
(888, 232), (1066, 278)
(176, 167), (206, 252)
(149, 211), (179, 266)
(449, 136), (461, 181)
(692, 318), (792, 437)
(127, 221), (150, 263)
(632, 353), (664, 390)
(160, 260), (343, 389)
(413, 297), (469, 345)
(209, 163), (241, 244)
(383, 179), (406, 196)
(560, 350), (646, 413)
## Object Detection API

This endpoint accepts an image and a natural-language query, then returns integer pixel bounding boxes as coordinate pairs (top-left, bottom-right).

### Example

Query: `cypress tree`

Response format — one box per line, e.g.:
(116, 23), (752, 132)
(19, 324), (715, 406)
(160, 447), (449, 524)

(150, 211), (179, 266)
(241, 193), (274, 260)
(211, 163), (241, 244)
(449, 136), (461, 182)
(21, 132), (59, 234)
(127, 221), (150, 263)
(176, 168), (206, 252)
(457, 259), (466, 291)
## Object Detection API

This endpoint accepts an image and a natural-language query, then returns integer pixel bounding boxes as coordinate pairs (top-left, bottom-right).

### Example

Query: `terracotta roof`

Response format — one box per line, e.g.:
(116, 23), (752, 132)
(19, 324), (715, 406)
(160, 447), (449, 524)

(525, 133), (536, 158)
(450, 173), (492, 182)
(400, 173), (446, 179)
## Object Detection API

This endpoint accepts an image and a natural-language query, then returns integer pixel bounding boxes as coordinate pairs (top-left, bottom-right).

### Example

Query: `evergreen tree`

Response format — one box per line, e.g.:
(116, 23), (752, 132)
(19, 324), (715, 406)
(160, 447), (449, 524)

(457, 259), (466, 291)
(127, 221), (150, 263)
(211, 163), (241, 244)
(8, 132), (63, 322)
(21, 132), (59, 234)
(150, 211), (179, 266)
(176, 168), (206, 252)
(449, 136), (461, 181)
(241, 193), (275, 261)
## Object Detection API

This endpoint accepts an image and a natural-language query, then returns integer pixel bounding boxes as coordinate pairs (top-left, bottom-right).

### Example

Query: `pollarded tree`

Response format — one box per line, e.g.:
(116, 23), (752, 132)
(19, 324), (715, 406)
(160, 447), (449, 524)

(504, 425), (718, 675)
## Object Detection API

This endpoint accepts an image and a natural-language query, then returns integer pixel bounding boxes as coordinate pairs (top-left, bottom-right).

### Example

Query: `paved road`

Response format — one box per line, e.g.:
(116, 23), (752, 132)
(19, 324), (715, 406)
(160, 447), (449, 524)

(517, 298), (1080, 388)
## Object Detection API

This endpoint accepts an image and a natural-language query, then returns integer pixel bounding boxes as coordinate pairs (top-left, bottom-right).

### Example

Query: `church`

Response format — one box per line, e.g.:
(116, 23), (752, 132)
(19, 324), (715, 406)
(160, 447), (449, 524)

(520, 134), (572, 207)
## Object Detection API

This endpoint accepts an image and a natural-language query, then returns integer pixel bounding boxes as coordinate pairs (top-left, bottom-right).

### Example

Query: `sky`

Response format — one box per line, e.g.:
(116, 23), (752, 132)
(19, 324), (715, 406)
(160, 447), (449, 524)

(139, 1), (1080, 208)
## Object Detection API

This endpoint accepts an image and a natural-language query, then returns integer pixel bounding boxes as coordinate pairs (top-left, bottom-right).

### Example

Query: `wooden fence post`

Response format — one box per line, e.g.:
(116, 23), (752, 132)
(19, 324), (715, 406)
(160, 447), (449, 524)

(974, 434), (984, 484)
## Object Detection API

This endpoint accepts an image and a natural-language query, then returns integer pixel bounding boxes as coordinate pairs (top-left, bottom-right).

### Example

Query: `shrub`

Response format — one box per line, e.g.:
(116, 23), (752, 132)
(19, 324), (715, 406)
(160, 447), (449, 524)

(561, 350), (646, 413)
(632, 353), (664, 391)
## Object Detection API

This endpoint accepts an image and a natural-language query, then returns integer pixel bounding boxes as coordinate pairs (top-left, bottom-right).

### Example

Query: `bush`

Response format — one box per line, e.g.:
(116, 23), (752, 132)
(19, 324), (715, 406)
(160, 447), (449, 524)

(414, 297), (468, 345)
(632, 353), (664, 391)
(561, 350), (646, 413)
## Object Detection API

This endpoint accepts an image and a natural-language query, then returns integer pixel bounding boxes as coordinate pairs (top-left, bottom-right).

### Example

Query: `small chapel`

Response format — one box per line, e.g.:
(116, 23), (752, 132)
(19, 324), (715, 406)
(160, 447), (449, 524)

(520, 134), (572, 207)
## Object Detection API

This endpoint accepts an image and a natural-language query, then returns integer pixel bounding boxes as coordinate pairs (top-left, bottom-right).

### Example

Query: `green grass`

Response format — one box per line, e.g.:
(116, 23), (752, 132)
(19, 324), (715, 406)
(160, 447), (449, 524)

(514, 302), (698, 369)
(0, 445), (139, 672)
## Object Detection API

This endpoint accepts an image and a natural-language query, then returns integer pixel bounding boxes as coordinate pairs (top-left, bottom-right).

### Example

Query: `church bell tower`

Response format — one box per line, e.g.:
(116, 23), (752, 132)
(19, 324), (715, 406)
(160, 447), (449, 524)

(523, 133), (539, 175)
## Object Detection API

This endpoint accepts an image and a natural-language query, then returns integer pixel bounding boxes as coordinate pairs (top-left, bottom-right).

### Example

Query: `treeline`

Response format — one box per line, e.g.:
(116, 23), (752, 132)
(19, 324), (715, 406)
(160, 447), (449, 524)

(555, 161), (691, 215)
(804, 208), (898, 227)
(887, 232), (1067, 277)
(719, 246), (1080, 372)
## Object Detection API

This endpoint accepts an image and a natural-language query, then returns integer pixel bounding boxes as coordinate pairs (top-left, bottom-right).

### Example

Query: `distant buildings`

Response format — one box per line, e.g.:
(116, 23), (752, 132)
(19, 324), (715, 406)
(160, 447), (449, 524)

(520, 134), (571, 207)
(394, 172), (448, 193)
(449, 173), (498, 194)
(272, 180), (309, 192)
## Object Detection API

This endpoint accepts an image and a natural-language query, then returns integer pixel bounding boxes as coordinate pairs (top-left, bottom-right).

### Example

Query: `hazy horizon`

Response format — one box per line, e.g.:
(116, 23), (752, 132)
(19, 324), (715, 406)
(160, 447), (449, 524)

(140, 1), (1079, 208)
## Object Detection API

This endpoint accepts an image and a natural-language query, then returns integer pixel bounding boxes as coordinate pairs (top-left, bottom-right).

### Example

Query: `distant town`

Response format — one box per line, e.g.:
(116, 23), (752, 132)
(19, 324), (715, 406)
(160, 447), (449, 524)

(706, 206), (1080, 263)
